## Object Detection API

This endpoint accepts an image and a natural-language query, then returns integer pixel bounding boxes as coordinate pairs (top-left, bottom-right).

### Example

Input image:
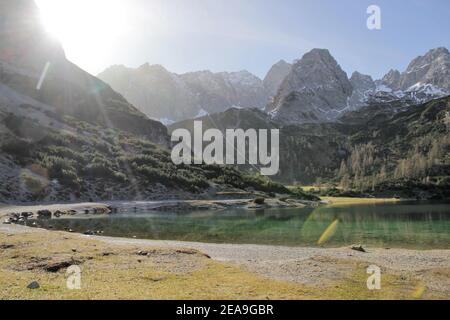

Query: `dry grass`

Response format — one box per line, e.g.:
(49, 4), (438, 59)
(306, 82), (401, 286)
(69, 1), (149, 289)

(0, 229), (442, 300)
(321, 197), (401, 207)
(0, 230), (308, 300)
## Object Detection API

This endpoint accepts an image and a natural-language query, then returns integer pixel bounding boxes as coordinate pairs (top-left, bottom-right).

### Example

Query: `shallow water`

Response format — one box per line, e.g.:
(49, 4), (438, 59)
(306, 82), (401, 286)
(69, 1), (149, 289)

(30, 201), (450, 249)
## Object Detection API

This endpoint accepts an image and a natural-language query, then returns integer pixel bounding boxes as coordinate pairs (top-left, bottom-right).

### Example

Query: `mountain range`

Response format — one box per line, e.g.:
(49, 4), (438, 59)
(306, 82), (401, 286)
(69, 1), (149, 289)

(99, 47), (450, 124)
(166, 47), (450, 198)
(98, 65), (272, 124)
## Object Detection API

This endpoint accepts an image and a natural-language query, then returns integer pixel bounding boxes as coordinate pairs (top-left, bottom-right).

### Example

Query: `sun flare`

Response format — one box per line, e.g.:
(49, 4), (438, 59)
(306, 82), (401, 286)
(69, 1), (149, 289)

(35, 0), (132, 72)
(36, 0), (130, 40)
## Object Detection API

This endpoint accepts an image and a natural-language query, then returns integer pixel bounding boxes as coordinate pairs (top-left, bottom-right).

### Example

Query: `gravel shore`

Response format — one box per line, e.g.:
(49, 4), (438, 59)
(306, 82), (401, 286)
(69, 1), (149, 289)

(96, 235), (450, 291)
(1, 222), (449, 296)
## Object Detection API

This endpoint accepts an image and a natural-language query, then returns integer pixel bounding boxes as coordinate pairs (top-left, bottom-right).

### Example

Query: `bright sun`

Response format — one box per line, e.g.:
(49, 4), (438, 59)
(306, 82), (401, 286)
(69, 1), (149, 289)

(35, 0), (132, 73)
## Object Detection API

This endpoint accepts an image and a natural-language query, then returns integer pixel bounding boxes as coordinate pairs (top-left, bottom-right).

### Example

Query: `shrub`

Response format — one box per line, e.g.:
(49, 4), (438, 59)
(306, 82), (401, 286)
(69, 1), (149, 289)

(38, 155), (80, 188)
(1, 138), (32, 159)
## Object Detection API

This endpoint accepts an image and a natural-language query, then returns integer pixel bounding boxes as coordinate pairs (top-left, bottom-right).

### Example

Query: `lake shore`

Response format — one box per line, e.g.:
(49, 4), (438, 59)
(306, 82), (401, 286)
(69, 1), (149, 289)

(0, 196), (406, 220)
(0, 200), (449, 299)
(0, 197), (321, 221)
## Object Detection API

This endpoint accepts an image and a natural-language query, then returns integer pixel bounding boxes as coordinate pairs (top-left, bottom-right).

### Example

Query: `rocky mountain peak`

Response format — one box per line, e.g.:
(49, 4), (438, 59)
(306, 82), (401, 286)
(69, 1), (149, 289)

(399, 47), (450, 90)
(381, 69), (401, 90)
(266, 48), (353, 124)
(274, 59), (290, 67)
(220, 70), (263, 87)
(263, 60), (292, 98)
(138, 63), (168, 73)
(350, 72), (375, 87)
(349, 72), (376, 109)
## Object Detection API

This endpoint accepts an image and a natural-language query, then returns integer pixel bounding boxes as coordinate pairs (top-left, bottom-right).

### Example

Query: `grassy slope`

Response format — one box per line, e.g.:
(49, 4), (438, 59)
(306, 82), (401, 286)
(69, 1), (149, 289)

(0, 228), (444, 300)
(1, 111), (307, 202)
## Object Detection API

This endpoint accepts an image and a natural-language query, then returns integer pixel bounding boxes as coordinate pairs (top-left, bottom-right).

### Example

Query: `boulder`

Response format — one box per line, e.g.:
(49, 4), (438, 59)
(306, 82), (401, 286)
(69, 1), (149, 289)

(351, 245), (367, 253)
(27, 281), (40, 289)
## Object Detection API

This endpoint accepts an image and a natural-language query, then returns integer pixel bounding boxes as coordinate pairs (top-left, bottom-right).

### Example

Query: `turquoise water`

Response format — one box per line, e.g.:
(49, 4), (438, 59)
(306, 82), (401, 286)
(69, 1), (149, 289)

(30, 202), (450, 249)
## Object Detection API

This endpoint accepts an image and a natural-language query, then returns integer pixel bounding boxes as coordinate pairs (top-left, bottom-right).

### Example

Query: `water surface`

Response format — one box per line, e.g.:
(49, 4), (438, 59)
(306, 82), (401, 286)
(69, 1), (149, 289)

(30, 202), (450, 249)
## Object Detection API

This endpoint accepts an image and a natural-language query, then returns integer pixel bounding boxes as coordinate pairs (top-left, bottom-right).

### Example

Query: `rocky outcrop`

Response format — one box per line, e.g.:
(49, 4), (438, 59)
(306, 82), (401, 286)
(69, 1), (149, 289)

(266, 49), (353, 124)
(263, 60), (292, 99)
(380, 69), (401, 91)
(348, 72), (376, 109)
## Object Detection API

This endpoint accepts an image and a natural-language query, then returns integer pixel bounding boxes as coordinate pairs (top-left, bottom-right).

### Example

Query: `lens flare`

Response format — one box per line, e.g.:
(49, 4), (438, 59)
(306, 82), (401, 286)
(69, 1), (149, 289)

(317, 219), (340, 245)
(412, 283), (427, 299)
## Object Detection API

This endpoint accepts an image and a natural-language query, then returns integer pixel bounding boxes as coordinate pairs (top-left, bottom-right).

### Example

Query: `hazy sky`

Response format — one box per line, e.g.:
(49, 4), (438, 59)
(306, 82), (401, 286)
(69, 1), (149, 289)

(36, 0), (450, 79)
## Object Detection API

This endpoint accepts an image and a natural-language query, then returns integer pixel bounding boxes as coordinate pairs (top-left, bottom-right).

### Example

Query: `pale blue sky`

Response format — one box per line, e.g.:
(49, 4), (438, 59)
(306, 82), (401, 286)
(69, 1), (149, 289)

(36, 0), (450, 79)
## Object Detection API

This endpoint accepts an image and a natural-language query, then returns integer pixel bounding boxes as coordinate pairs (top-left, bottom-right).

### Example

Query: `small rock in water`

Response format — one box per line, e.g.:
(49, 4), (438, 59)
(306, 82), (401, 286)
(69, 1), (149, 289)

(27, 281), (40, 289)
(21, 212), (33, 218)
(37, 210), (52, 219)
(253, 198), (266, 205)
(351, 245), (366, 253)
